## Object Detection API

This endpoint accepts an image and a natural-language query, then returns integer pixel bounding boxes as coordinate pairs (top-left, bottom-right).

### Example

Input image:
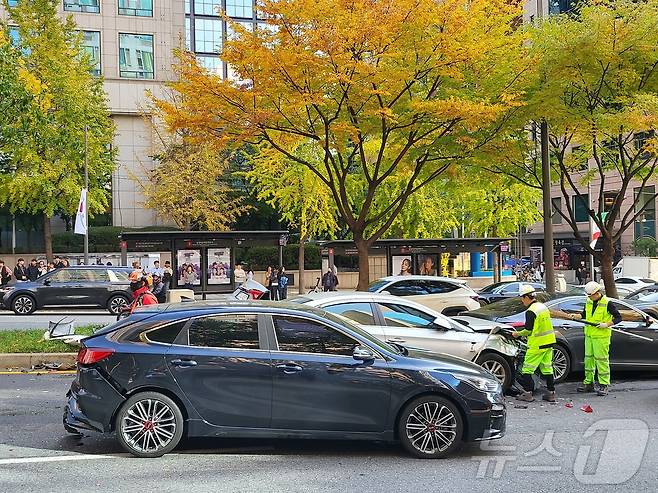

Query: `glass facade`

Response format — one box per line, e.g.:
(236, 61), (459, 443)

(634, 186), (656, 240)
(118, 0), (153, 16)
(81, 31), (101, 76)
(119, 33), (154, 79)
(226, 0), (252, 18)
(551, 198), (562, 225)
(573, 194), (589, 223)
(63, 0), (100, 14)
(195, 18), (223, 53)
(8, 27), (20, 46)
(7, 0), (18, 7)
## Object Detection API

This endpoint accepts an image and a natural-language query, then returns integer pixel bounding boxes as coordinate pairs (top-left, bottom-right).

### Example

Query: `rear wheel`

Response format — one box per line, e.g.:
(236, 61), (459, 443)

(398, 395), (463, 459)
(476, 353), (512, 390)
(552, 345), (571, 384)
(11, 294), (36, 315)
(116, 392), (184, 458)
(107, 294), (129, 315)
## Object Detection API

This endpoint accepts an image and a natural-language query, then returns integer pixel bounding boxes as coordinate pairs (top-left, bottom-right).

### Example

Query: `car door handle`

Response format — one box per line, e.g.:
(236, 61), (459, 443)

(276, 363), (303, 374)
(170, 359), (197, 367)
(387, 337), (406, 343)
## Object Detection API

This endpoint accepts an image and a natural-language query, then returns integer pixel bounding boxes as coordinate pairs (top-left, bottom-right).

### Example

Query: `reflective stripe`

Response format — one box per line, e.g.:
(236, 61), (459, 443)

(526, 302), (556, 349)
(535, 329), (555, 337)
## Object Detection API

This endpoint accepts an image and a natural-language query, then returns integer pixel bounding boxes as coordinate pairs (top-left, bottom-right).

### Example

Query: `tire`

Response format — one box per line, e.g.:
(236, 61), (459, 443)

(476, 353), (512, 390)
(398, 395), (463, 459)
(552, 345), (572, 384)
(107, 294), (129, 315)
(116, 391), (184, 458)
(11, 294), (36, 315)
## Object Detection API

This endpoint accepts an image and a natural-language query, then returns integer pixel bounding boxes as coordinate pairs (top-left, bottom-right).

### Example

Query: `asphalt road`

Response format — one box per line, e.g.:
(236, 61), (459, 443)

(0, 374), (657, 493)
(0, 309), (116, 331)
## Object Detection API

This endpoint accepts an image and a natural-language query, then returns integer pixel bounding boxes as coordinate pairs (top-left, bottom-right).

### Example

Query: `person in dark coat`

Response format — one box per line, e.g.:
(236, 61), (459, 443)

(27, 259), (41, 281)
(321, 268), (339, 292)
(13, 258), (28, 282)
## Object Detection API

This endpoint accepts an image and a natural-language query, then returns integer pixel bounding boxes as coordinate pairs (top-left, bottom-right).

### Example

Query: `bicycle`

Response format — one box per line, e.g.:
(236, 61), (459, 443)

(307, 277), (323, 294)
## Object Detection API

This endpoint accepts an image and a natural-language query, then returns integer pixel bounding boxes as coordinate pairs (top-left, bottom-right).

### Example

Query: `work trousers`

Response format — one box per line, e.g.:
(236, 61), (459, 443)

(518, 347), (555, 392)
(583, 336), (611, 386)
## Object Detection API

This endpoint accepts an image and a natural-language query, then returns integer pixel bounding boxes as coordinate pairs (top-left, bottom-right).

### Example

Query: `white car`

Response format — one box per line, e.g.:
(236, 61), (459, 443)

(291, 292), (520, 389)
(366, 276), (480, 315)
(615, 277), (656, 290)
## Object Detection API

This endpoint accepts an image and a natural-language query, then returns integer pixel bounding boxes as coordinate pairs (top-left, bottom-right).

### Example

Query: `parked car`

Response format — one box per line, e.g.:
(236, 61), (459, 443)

(366, 276), (480, 315)
(614, 276), (656, 290)
(0, 266), (133, 315)
(291, 292), (521, 389)
(476, 281), (545, 305)
(623, 284), (658, 318)
(454, 295), (658, 383)
(64, 301), (506, 459)
(563, 285), (634, 299)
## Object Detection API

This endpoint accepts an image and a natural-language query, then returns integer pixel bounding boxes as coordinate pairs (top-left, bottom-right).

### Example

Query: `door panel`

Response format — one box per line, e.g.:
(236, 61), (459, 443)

(270, 315), (391, 432)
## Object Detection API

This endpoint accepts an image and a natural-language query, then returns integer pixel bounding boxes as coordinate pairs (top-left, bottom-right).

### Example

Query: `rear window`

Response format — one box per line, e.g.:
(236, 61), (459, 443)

(467, 292), (554, 320)
(187, 314), (260, 349)
(109, 269), (130, 282)
(144, 321), (187, 344)
(367, 280), (390, 292)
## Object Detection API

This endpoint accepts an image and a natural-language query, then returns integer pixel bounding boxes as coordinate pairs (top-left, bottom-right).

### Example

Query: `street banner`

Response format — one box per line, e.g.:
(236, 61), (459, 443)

(74, 188), (87, 236)
(590, 212), (608, 248)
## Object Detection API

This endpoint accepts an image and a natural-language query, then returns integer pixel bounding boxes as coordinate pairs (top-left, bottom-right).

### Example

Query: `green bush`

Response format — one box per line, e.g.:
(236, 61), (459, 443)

(236, 243), (321, 270)
(52, 226), (179, 253)
(632, 237), (658, 257)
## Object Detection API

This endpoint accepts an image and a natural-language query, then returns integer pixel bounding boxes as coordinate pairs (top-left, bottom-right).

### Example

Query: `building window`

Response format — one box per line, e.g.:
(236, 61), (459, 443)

(549, 0), (576, 15)
(80, 31), (101, 76)
(119, 34), (154, 79)
(634, 186), (656, 240)
(8, 26), (20, 46)
(7, 0), (18, 7)
(63, 0), (100, 14)
(194, 0), (221, 16)
(197, 55), (223, 76)
(602, 191), (619, 213)
(118, 0), (153, 17)
(195, 18), (222, 53)
(226, 0), (253, 18)
(185, 18), (191, 50)
(635, 131), (655, 158)
(551, 197), (562, 225)
(573, 194), (589, 223)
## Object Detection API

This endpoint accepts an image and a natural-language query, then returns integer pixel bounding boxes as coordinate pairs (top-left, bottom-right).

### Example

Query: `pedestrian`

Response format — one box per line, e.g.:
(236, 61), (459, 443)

(53, 256), (63, 269)
(27, 258), (40, 281)
(122, 271), (159, 315)
(182, 265), (197, 290)
(151, 273), (168, 303)
(321, 267), (338, 292)
(38, 260), (47, 277)
(268, 266), (279, 300)
(278, 266), (288, 300)
(163, 260), (173, 288)
(568, 281), (622, 396)
(234, 263), (247, 285)
(13, 258), (28, 282)
(539, 261), (545, 280)
(512, 284), (557, 402)
(149, 260), (163, 278)
(264, 266), (272, 288)
(47, 262), (56, 272)
(62, 258), (70, 267)
(0, 260), (12, 286)
(246, 266), (254, 281)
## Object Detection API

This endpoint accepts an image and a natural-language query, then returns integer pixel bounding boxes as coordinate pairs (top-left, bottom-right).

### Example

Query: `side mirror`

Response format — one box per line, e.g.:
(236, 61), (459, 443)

(491, 326), (501, 335)
(645, 317), (652, 328)
(353, 345), (375, 362)
(43, 279), (51, 286)
(380, 290), (391, 295)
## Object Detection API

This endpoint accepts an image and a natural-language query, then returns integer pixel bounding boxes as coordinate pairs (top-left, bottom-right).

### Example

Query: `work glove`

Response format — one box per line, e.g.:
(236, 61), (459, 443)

(597, 322), (611, 328)
(512, 331), (521, 338)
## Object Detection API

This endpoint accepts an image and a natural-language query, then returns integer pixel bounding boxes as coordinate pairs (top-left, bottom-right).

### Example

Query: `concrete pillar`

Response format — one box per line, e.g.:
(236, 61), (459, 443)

(470, 252), (482, 276)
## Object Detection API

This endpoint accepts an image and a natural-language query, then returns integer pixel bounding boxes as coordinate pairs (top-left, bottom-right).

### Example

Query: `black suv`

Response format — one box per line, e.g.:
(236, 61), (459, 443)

(0, 266), (133, 315)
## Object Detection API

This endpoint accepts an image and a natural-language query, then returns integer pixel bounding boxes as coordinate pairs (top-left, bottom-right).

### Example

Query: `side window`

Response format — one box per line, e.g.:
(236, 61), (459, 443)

(188, 314), (260, 349)
(501, 283), (519, 294)
(426, 281), (459, 294)
(616, 278), (632, 284)
(322, 303), (376, 325)
(77, 269), (109, 282)
(386, 280), (428, 297)
(48, 269), (72, 282)
(144, 320), (187, 344)
(556, 300), (586, 314)
(377, 303), (442, 329)
(109, 269), (130, 282)
(273, 316), (358, 356)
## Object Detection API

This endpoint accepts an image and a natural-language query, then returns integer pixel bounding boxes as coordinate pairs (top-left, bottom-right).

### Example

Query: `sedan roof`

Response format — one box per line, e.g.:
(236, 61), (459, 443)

(376, 275), (467, 284)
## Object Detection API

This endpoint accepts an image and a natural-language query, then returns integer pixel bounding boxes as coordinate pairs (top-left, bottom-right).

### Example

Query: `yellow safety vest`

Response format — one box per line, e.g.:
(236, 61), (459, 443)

(584, 296), (613, 338)
(524, 302), (556, 349)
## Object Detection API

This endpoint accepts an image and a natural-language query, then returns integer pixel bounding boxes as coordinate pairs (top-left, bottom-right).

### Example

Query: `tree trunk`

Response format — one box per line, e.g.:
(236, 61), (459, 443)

(298, 237), (305, 295)
(355, 237), (370, 291)
(599, 239), (617, 299)
(43, 213), (53, 262)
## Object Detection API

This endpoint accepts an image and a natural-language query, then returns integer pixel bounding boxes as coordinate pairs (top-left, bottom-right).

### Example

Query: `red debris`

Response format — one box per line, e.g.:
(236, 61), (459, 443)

(580, 404), (593, 413)
(565, 402), (574, 408)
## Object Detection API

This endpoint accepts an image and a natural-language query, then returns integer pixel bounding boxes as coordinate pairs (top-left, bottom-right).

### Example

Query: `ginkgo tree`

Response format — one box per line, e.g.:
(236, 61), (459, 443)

(153, 0), (530, 288)
(246, 144), (338, 293)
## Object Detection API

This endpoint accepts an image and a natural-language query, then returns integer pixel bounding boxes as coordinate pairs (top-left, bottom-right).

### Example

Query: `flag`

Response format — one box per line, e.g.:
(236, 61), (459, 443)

(74, 188), (87, 236)
(590, 212), (608, 249)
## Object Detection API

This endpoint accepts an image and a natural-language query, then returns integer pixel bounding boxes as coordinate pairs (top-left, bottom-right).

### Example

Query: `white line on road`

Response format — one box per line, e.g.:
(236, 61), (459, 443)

(0, 454), (112, 465)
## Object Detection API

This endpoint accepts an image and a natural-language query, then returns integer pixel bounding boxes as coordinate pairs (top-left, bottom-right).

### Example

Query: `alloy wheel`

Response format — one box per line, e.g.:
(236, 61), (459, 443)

(405, 401), (457, 454)
(480, 360), (506, 385)
(13, 296), (34, 315)
(109, 296), (128, 314)
(120, 398), (177, 454)
(552, 349), (568, 381)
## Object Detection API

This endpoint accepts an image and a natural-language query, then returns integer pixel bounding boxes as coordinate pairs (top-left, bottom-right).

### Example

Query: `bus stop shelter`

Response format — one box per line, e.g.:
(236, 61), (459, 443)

(119, 230), (288, 295)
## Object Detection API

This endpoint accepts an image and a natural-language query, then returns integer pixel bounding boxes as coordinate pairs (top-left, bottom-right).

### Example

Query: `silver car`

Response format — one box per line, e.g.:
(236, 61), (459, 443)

(290, 292), (520, 389)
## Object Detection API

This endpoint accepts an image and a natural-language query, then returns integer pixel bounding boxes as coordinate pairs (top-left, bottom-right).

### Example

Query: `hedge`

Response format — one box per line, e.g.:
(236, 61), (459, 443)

(236, 244), (321, 270)
(52, 226), (178, 253)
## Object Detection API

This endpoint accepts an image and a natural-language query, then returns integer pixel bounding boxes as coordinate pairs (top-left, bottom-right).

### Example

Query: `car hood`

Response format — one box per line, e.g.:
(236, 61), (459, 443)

(403, 347), (488, 376)
(452, 315), (504, 330)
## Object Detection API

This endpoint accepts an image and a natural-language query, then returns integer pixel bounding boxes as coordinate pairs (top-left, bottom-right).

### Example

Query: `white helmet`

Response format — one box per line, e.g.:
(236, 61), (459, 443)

(584, 281), (602, 295)
(519, 284), (536, 297)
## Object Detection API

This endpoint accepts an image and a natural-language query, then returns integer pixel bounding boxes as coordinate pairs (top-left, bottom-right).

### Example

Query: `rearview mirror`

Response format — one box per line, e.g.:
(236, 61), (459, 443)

(353, 346), (375, 362)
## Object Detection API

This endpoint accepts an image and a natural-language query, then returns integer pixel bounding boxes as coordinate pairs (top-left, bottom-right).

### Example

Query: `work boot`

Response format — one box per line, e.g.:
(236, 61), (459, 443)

(577, 383), (594, 393)
(516, 391), (535, 402)
(596, 385), (609, 396)
(542, 391), (556, 403)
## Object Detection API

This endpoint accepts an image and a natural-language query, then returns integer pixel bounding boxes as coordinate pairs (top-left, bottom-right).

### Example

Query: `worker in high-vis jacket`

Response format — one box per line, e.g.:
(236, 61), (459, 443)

(512, 284), (557, 403)
(568, 281), (622, 396)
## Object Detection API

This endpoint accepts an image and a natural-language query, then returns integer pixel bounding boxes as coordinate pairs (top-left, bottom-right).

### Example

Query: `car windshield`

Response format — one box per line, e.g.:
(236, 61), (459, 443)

(478, 282), (507, 293)
(367, 280), (390, 292)
(287, 296), (312, 304)
(321, 310), (401, 355)
(466, 292), (555, 320)
(638, 292), (658, 303)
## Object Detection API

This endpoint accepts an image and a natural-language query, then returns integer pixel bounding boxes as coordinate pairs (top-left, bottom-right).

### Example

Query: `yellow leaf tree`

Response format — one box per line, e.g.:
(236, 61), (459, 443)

(153, 0), (530, 288)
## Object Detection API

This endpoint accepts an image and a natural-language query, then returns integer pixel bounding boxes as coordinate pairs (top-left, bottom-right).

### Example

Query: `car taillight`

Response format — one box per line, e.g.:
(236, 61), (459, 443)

(510, 322), (525, 328)
(77, 347), (114, 365)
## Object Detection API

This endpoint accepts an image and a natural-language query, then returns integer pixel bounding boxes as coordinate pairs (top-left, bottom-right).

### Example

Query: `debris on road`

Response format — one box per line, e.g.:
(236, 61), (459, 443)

(580, 404), (593, 413)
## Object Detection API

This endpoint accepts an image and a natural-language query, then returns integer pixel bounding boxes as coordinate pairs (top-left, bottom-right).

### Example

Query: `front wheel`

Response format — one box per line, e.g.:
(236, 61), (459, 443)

(11, 294), (36, 315)
(398, 395), (463, 459)
(552, 345), (572, 384)
(116, 392), (184, 458)
(476, 353), (512, 390)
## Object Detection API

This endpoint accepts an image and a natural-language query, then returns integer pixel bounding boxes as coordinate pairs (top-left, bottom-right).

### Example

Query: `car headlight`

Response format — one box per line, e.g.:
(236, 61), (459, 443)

(452, 373), (501, 393)
(0, 287), (13, 293)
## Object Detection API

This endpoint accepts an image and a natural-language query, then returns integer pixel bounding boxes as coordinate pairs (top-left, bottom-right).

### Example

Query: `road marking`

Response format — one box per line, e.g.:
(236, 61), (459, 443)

(0, 371), (76, 375)
(0, 454), (112, 465)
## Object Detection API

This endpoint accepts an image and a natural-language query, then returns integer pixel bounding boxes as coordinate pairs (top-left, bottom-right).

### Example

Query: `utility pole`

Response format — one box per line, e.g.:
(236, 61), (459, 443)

(541, 119), (555, 293)
(84, 125), (89, 265)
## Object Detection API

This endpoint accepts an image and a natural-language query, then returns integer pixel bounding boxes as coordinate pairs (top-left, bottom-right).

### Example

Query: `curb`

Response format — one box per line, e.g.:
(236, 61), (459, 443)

(0, 352), (77, 370)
